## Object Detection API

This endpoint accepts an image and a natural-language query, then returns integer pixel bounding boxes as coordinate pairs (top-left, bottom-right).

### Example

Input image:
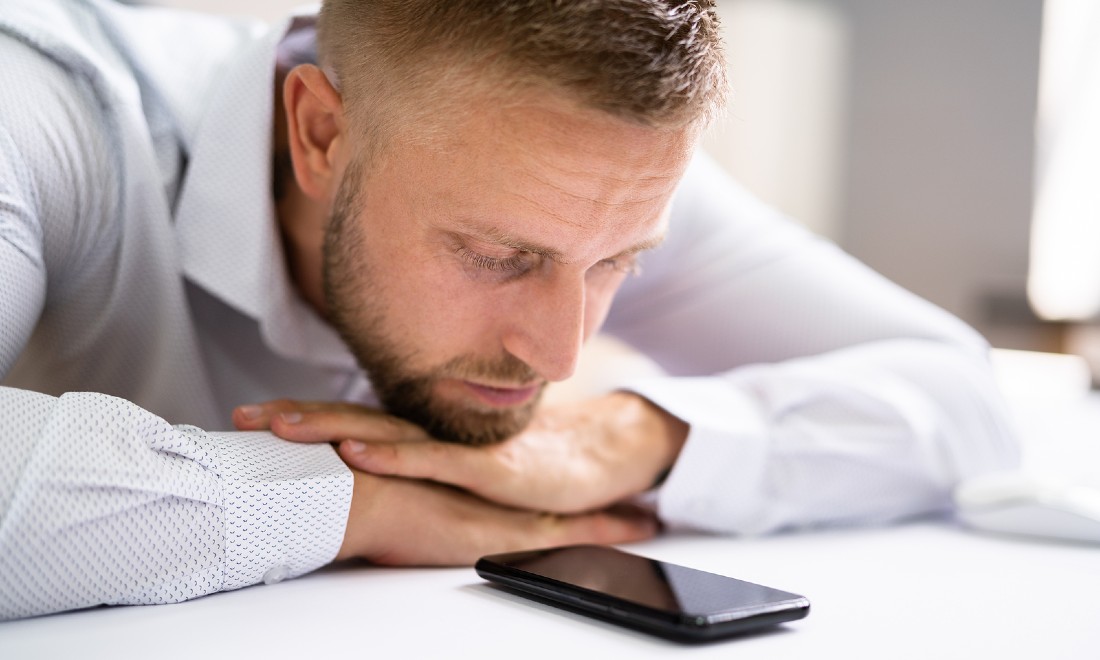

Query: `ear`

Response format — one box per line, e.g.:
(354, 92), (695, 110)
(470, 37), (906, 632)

(283, 64), (347, 201)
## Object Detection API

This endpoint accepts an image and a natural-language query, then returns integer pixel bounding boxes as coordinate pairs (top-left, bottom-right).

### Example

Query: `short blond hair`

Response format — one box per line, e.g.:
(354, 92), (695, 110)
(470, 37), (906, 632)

(317, 0), (726, 153)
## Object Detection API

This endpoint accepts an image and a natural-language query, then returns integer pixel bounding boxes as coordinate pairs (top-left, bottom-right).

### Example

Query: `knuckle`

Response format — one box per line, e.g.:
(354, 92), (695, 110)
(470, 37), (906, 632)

(378, 415), (412, 440)
(486, 445), (524, 485)
(377, 442), (403, 467)
(492, 444), (521, 470)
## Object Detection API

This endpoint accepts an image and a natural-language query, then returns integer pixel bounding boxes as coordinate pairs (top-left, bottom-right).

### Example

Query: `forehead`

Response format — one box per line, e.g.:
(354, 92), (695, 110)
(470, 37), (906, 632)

(376, 86), (697, 258)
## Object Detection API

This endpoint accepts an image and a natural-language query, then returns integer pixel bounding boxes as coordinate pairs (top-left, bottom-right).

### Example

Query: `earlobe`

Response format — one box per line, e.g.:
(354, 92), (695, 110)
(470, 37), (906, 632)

(284, 64), (347, 201)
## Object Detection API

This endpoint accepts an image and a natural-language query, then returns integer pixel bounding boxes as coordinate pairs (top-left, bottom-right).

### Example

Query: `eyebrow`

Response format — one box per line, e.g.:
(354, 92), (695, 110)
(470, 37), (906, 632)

(612, 232), (668, 258)
(454, 220), (667, 263)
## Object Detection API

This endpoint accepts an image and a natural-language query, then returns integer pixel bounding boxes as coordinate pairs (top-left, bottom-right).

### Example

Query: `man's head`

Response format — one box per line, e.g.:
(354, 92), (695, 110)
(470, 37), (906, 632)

(284, 0), (726, 445)
(316, 0), (726, 160)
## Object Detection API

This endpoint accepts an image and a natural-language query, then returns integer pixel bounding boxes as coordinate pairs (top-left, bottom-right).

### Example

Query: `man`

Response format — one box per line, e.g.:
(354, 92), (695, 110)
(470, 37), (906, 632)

(0, 0), (1017, 620)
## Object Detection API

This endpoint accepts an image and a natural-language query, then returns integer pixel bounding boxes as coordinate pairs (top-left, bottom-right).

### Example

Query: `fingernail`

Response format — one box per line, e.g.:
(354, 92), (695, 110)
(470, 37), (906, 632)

(237, 405), (262, 420)
(279, 412), (303, 424)
(343, 440), (366, 454)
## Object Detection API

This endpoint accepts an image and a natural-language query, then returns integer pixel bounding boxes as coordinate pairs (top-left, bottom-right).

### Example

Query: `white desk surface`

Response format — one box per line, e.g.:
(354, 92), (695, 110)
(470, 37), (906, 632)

(1, 520), (1097, 659)
(3, 363), (1099, 659)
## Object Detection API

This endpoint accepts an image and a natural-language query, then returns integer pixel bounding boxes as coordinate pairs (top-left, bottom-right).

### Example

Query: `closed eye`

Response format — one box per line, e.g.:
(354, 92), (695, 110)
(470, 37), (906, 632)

(594, 255), (641, 277)
(457, 247), (535, 274)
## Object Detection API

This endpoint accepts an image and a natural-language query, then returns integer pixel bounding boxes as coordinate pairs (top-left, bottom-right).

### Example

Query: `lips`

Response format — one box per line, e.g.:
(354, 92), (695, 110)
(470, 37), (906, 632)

(463, 381), (541, 407)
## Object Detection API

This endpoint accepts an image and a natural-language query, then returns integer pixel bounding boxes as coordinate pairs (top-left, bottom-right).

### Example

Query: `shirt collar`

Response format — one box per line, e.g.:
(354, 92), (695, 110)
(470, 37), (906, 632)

(174, 13), (356, 371)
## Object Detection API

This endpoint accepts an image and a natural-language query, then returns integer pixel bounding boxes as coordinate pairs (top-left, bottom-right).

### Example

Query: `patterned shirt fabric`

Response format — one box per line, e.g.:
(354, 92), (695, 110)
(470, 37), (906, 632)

(0, 0), (1018, 620)
(0, 1), (352, 621)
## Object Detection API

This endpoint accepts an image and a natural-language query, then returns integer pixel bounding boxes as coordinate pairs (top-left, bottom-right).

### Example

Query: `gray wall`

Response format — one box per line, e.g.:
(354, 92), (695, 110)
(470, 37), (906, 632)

(833, 0), (1043, 343)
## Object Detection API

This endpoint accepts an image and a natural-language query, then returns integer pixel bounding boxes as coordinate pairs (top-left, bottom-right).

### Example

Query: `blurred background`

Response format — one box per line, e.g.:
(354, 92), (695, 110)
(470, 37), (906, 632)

(146, 0), (1100, 379)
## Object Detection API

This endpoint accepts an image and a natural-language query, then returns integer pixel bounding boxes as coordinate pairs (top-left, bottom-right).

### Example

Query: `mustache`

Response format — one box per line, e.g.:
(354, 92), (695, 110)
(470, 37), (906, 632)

(437, 353), (541, 384)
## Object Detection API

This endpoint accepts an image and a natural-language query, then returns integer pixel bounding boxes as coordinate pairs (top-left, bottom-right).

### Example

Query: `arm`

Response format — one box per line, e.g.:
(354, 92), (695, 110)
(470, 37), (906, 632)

(0, 36), (352, 620)
(603, 152), (1019, 532)
(0, 387), (352, 620)
(0, 386), (655, 619)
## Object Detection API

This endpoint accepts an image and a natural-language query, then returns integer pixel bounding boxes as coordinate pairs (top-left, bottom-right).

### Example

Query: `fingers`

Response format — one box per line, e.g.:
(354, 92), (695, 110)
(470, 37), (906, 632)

(339, 436), (604, 514)
(233, 398), (361, 428)
(423, 507), (659, 566)
(478, 506), (660, 565)
(272, 407), (431, 444)
(336, 439), (553, 511)
(232, 399), (430, 444)
(233, 399), (338, 430)
(337, 437), (490, 488)
(340, 473), (660, 567)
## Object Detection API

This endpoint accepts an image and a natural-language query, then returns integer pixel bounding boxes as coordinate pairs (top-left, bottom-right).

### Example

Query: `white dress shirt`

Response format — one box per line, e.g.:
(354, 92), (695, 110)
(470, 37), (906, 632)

(0, 0), (1018, 620)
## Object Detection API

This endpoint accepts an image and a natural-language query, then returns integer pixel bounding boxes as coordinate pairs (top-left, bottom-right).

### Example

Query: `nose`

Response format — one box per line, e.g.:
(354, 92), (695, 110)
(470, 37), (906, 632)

(501, 271), (587, 382)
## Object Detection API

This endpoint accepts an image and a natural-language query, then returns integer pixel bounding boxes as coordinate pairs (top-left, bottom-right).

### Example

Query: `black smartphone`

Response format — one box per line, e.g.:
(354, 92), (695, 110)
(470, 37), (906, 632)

(475, 544), (810, 643)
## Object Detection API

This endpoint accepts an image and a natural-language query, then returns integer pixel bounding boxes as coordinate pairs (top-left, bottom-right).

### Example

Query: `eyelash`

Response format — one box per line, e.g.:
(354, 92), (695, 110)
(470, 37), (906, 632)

(458, 248), (530, 273)
(600, 257), (641, 277)
(458, 248), (641, 278)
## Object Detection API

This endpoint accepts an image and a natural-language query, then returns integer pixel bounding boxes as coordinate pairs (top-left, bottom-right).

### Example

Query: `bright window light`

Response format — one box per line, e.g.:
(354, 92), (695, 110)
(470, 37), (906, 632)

(1028, 0), (1100, 320)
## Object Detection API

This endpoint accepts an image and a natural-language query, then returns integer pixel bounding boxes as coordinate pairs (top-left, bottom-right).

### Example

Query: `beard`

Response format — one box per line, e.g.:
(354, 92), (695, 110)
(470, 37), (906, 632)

(321, 159), (543, 446)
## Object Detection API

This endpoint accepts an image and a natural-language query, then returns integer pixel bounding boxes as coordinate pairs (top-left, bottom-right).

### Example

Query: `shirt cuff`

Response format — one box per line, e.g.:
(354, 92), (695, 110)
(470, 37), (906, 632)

(198, 430), (353, 591)
(623, 376), (774, 535)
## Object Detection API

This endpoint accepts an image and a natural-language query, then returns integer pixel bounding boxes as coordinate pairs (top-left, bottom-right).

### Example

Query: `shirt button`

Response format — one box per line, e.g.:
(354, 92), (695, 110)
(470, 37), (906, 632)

(263, 565), (291, 585)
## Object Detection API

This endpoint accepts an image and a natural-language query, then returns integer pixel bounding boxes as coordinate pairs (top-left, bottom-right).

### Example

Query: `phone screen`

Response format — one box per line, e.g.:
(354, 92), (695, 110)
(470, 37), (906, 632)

(475, 544), (810, 642)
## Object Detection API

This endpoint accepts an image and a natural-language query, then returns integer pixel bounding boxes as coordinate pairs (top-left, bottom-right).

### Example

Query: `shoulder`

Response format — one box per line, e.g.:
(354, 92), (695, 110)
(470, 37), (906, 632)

(0, 32), (115, 166)
(0, 33), (119, 279)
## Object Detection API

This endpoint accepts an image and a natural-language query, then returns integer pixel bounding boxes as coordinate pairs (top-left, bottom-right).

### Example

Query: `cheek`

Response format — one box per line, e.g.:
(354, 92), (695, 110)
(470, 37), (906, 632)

(392, 259), (507, 352)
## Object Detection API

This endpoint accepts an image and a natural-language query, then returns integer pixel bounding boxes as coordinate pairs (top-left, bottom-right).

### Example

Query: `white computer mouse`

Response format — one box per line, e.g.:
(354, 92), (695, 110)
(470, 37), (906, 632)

(954, 471), (1100, 544)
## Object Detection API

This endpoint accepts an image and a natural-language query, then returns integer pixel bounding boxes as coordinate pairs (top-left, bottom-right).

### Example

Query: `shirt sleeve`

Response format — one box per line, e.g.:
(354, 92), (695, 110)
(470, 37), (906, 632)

(0, 389), (352, 621)
(606, 153), (1020, 534)
(0, 36), (351, 621)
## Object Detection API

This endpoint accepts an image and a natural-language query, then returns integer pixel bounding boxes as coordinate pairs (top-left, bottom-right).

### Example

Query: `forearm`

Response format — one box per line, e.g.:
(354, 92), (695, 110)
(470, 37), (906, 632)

(627, 339), (1019, 534)
(0, 388), (351, 620)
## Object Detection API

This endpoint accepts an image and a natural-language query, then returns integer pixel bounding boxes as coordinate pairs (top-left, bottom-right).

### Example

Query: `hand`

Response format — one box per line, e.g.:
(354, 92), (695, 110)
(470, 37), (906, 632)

(234, 392), (689, 514)
(336, 471), (659, 565)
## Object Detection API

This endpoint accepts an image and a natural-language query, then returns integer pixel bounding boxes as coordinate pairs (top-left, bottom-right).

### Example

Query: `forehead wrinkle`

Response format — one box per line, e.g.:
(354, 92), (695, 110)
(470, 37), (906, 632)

(524, 169), (675, 210)
(510, 188), (671, 262)
(502, 168), (674, 256)
(503, 115), (685, 207)
(508, 185), (590, 232)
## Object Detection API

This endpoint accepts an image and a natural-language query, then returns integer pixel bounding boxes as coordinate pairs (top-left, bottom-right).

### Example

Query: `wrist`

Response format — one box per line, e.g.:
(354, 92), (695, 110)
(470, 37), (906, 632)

(614, 391), (689, 487)
(336, 470), (378, 561)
